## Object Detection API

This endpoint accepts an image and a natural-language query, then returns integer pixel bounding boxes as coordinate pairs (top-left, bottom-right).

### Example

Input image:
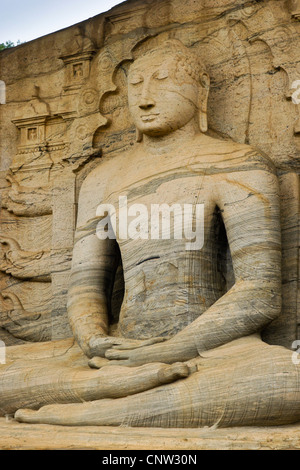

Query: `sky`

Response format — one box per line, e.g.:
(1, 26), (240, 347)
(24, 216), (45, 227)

(0, 0), (124, 45)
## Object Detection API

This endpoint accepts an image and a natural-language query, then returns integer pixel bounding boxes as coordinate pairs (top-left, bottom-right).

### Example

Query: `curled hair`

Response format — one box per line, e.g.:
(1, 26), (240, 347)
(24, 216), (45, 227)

(134, 39), (207, 87)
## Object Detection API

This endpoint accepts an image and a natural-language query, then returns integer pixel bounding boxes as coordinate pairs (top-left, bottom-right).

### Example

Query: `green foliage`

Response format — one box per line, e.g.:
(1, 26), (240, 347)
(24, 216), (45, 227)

(0, 40), (24, 51)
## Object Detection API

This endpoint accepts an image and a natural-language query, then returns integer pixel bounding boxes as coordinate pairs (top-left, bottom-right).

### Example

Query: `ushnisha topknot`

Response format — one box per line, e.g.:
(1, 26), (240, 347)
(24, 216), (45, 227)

(131, 39), (208, 88)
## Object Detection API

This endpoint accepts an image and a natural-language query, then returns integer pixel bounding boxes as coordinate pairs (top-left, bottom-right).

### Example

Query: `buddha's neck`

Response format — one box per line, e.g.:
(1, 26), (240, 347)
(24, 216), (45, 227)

(141, 120), (200, 155)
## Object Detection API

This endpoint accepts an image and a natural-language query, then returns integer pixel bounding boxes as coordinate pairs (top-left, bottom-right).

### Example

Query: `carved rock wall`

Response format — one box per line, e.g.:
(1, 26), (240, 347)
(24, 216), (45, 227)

(0, 0), (299, 348)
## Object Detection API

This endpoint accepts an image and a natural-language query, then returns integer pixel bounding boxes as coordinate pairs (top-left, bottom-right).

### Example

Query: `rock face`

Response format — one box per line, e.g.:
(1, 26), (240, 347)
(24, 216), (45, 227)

(0, 0), (299, 447)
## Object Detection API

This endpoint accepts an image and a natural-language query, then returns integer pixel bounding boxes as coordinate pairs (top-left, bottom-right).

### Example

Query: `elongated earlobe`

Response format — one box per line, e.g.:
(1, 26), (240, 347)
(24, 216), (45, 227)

(198, 73), (210, 134)
(136, 128), (143, 142)
(199, 104), (208, 133)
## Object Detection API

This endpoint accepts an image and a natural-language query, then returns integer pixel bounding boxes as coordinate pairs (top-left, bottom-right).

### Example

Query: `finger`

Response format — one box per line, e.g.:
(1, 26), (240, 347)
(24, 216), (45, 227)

(90, 337), (124, 349)
(111, 337), (168, 351)
(89, 337), (112, 348)
(105, 349), (130, 360)
(88, 357), (111, 369)
(111, 340), (143, 350)
(141, 337), (168, 347)
(88, 338), (114, 356)
(101, 359), (131, 367)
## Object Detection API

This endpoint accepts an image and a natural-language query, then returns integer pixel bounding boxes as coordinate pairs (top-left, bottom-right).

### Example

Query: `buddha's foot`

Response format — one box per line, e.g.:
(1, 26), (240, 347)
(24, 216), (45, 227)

(82, 361), (190, 400)
(15, 400), (113, 426)
(15, 362), (190, 424)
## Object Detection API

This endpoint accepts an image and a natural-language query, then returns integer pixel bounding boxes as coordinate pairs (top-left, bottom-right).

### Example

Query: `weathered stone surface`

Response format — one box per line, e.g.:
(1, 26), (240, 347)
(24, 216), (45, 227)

(0, 419), (300, 450)
(0, 0), (299, 449)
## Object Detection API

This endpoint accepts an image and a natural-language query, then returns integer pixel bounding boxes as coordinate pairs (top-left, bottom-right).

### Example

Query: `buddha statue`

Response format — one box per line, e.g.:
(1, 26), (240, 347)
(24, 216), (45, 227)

(1, 40), (299, 428)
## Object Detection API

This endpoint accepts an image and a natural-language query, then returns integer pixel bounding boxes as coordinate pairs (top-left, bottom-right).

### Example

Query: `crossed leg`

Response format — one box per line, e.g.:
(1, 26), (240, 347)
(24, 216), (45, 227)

(15, 336), (300, 428)
(0, 339), (189, 416)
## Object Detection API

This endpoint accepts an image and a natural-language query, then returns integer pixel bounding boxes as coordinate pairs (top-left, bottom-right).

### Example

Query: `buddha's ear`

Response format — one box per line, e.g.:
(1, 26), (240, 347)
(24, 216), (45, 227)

(136, 128), (143, 142)
(198, 72), (210, 133)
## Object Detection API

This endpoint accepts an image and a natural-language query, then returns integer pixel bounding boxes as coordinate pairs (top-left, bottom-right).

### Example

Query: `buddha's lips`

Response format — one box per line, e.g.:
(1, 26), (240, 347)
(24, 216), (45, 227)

(141, 114), (160, 122)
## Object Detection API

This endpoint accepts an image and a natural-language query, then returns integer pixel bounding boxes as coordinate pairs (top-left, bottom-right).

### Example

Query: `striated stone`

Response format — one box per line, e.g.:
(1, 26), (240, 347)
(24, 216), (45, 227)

(0, 0), (299, 449)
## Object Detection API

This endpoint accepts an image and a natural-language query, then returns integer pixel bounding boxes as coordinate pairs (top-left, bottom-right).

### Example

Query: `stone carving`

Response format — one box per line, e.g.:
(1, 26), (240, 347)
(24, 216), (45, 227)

(60, 52), (96, 93)
(0, 236), (72, 284)
(2, 173), (52, 217)
(0, 292), (52, 342)
(0, 40), (298, 430)
(0, 0), (299, 449)
(0, 281), (53, 345)
(12, 86), (50, 153)
(0, 237), (50, 282)
(59, 25), (97, 92)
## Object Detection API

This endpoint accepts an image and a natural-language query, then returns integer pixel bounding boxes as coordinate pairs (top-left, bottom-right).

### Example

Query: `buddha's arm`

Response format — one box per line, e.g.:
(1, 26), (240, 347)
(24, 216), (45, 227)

(66, 170), (120, 358)
(106, 159), (282, 365)
(68, 222), (120, 358)
(184, 162), (282, 355)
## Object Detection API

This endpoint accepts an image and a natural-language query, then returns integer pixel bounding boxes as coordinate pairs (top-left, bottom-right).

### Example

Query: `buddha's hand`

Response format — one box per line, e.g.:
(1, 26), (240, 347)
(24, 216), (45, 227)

(104, 335), (198, 367)
(87, 335), (168, 359)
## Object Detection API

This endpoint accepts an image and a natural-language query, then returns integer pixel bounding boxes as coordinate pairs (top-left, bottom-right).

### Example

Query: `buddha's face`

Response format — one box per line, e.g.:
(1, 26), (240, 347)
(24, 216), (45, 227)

(128, 52), (199, 137)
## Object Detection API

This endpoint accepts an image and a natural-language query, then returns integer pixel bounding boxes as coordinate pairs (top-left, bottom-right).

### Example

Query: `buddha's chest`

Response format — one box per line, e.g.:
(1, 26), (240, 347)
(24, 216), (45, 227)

(108, 171), (217, 238)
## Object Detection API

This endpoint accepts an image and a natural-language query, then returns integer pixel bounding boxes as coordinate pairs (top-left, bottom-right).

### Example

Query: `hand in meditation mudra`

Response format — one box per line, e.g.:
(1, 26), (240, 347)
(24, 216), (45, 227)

(2, 40), (300, 427)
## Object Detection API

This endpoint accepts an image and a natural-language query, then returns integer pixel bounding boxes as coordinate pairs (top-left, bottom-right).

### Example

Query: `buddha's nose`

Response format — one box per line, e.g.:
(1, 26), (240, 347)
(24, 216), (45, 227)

(139, 85), (155, 110)
(139, 97), (155, 110)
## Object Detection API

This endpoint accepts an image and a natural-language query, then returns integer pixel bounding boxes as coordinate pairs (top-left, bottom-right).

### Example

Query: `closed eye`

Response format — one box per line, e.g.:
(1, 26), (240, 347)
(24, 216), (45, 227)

(152, 70), (169, 80)
(129, 75), (144, 85)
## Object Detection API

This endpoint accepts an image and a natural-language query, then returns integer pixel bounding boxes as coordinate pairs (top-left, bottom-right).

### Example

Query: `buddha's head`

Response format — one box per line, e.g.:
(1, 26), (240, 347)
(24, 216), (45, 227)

(128, 39), (210, 141)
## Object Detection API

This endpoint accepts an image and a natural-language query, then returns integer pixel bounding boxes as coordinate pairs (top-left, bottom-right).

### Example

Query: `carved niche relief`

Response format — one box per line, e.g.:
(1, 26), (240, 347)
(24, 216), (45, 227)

(60, 51), (96, 93)
(12, 86), (50, 154)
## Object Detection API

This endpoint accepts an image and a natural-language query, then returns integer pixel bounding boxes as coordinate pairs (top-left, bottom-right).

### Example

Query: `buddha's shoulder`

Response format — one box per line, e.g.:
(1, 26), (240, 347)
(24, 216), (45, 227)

(192, 135), (276, 173)
(80, 155), (122, 191)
